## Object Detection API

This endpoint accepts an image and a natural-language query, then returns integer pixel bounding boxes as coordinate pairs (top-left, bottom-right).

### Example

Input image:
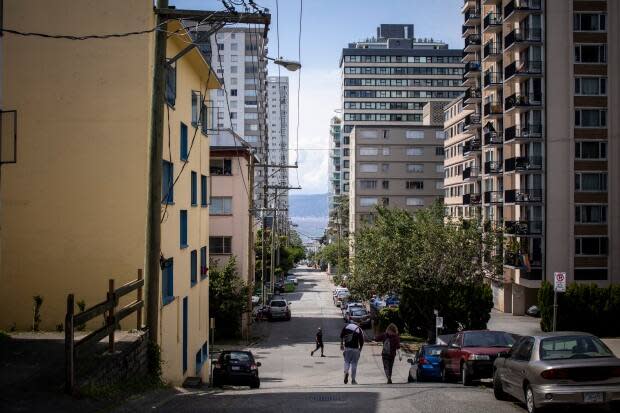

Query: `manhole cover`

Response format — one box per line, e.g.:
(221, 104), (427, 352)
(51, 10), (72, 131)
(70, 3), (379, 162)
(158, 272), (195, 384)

(309, 395), (344, 402)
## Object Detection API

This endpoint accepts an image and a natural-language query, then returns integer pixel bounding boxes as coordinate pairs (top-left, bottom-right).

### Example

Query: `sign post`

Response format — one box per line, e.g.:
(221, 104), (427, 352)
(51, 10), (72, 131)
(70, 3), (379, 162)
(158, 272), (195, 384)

(434, 309), (442, 345)
(553, 272), (566, 332)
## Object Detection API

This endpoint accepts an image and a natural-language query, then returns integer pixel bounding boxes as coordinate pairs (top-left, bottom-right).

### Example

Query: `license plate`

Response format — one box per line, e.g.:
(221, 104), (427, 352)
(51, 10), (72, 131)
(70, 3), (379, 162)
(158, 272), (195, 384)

(583, 392), (604, 404)
(231, 366), (241, 371)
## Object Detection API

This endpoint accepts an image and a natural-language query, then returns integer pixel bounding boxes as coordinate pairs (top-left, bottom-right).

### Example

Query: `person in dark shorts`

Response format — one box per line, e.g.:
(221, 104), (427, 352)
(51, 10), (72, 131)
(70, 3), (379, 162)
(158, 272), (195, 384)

(311, 327), (324, 357)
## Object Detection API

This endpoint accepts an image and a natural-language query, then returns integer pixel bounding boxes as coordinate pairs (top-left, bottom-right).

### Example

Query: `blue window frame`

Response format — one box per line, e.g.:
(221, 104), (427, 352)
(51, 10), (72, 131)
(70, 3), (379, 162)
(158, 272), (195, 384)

(201, 174), (208, 206)
(200, 246), (207, 280)
(190, 249), (197, 286)
(180, 123), (189, 161)
(195, 348), (203, 375)
(191, 171), (197, 206)
(182, 296), (188, 373)
(180, 210), (188, 248)
(162, 160), (174, 204)
(162, 258), (174, 305)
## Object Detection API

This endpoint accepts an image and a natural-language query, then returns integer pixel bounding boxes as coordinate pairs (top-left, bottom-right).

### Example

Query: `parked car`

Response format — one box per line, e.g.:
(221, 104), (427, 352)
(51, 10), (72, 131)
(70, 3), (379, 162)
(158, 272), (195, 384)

(344, 307), (371, 328)
(333, 286), (348, 297)
(493, 332), (620, 413)
(441, 330), (516, 385)
(342, 302), (364, 318)
(333, 289), (350, 307)
(212, 350), (261, 388)
(385, 295), (400, 308)
(408, 345), (447, 382)
(274, 281), (284, 294)
(267, 297), (291, 321)
(286, 275), (298, 286)
(369, 295), (386, 311)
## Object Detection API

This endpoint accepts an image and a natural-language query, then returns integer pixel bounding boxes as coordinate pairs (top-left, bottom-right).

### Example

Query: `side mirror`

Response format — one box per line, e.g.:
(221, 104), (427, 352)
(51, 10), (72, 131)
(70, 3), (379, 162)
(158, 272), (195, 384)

(256, 362), (262, 367)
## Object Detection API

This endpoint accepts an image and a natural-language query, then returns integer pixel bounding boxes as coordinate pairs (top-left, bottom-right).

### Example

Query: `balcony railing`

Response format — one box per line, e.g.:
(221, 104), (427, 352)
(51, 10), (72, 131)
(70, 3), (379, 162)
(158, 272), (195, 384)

(464, 60), (481, 75)
(483, 71), (502, 87)
(484, 190), (503, 204)
(463, 193), (482, 205)
(504, 60), (543, 79)
(504, 93), (542, 111)
(464, 34), (482, 49)
(464, 113), (482, 128)
(464, 88), (482, 101)
(483, 12), (502, 29)
(484, 101), (503, 116)
(463, 166), (481, 180)
(463, 139), (482, 155)
(462, 24), (475, 35)
(504, 124), (542, 142)
(464, 8), (481, 22)
(483, 41), (502, 57)
(484, 130), (503, 145)
(504, 188), (543, 203)
(484, 160), (503, 174)
(504, 28), (542, 49)
(505, 220), (543, 235)
(504, 156), (543, 172)
(504, 0), (542, 19)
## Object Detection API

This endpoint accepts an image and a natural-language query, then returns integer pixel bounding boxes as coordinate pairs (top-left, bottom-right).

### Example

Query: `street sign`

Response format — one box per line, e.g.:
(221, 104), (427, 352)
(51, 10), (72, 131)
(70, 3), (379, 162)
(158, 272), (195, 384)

(554, 272), (566, 293)
(436, 316), (443, 329)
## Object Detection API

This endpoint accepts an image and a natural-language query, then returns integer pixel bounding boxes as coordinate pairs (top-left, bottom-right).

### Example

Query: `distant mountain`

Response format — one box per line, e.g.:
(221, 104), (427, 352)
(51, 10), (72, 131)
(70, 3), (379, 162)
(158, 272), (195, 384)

(289, 193), (329, 218)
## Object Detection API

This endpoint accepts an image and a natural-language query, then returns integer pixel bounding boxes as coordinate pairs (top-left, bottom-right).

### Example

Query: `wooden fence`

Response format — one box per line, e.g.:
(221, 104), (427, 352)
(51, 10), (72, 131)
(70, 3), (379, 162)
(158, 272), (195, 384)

(65, 269), (144, 393)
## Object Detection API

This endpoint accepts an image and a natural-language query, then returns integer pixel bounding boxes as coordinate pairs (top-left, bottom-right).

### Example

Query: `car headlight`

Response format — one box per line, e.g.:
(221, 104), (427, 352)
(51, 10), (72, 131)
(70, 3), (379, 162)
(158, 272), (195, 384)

(469, 354), (490, 361)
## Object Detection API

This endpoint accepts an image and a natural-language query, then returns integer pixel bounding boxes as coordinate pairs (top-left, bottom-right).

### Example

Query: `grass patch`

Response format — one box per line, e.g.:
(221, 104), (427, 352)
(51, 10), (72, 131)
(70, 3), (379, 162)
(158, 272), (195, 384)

(399, 333), (425, 343)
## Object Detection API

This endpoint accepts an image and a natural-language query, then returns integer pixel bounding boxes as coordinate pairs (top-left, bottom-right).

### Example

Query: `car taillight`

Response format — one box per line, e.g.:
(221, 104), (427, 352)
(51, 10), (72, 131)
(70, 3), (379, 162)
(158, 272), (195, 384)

(418, 356), (428, 365)
(250, 364), (258, 370)
(541, 369), (569, 380)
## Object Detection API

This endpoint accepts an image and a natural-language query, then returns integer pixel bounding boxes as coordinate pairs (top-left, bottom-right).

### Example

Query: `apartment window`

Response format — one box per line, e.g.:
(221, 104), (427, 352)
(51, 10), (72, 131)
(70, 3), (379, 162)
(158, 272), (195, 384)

(162, 160), (174, 204)
(435, 181), (443, 190)
(191, 171), (197, 206)
(575, 172), (607, 191)
(245, 113), (258, 120)
(359, 129), (379, 139)
(180, 123), (189, 161)
(435, 164), (444, 173)
(343, 148), (350, 156)
(217, 43), (224, 50)
(210, 197), (232, 215)
(360, 147), (378, 156)
(200, 246), (208, 279)
(574, 13), (606, 31)
(230, 112), (237, 119)
(406, 197), (424, 206)
(180, 210), (188, 248)
(230, 66), (238, 74)
(435, 146), (445, 156)
(343, 172), (350, 180)
(406, 147), (423, 156)
(230, 89), (238, 96)
(201, 175), (208, 206)
(359, 180), (377, 189)
(435, 131), (445, 140)
(162, 258), (174, 305)
(406, 130), (424, 139)
(343, 160), (350, 168)
(191, 91), (201, 125)
(382, 147), (391, 156)
(575, 268), (607, 281)
(575, 205), (607, 224)
(211, 159), (232, 175)
(575, 109), (607, 127)
(575, 77), (607, 96)
(360, 163), (378, 173)
(407, 163), (423, 173)
(209, 236), (232, 254)
(574, 44), (607, 63)
(165, 64), (176, 106)
(360, 197), (378, 207)
(190, 250), (197, 286)
(575, 237), (608, 255)
(381, 163), (390, 172)
(230, 43), (238, 51)
(406, 180), (424, 190)
(575, 141), (607, 159)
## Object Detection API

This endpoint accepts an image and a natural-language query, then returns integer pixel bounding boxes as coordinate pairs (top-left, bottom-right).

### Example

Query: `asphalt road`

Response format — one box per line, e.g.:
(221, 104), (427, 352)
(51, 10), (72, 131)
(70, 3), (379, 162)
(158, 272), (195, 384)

(124, 266), (531, 413)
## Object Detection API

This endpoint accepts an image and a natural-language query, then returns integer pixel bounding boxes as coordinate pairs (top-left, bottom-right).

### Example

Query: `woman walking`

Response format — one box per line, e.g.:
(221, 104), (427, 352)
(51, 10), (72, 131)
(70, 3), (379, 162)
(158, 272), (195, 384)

(375, 323), (401, 384)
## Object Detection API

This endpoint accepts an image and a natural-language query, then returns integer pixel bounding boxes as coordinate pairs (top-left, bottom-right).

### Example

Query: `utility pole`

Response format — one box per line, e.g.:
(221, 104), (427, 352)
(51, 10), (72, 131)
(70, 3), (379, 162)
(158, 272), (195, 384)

(270, 189), (277, 296)
(145, 0), (168, 342)
(337, 201), (342, 278)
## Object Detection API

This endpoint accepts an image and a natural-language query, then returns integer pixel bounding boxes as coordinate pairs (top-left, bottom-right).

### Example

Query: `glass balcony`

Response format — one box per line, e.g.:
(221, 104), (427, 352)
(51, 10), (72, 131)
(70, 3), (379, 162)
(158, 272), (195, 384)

(463, 166), (481, 181)
(484, 190), (503, 204)
(504, 156), (543, 172)
(484, 160), (503, 174)
(504, 188), (542, 203)
(463, 193), (482, 205)
(504, 124), (542, 142)
(505, 220), (543, 235)
(483, 130), (503, 145)
(504, 60), (543, 80)
(504, 92), (542, 111)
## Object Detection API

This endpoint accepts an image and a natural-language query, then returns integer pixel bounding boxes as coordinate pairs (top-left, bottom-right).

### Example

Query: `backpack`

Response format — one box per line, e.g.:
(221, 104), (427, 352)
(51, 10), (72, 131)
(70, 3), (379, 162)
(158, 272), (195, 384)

(382, 337), (391, 356)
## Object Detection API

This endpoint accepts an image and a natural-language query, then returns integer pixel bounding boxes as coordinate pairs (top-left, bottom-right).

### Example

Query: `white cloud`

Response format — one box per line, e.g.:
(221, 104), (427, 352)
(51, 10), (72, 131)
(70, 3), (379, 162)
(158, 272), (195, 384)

(287, 68), (340, 194)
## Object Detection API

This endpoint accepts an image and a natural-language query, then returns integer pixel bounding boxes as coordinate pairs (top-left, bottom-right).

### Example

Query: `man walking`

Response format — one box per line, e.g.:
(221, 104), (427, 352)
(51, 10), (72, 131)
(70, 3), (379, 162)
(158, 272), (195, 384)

(340, 321), (364, 384)
(311, 327), (325, 357)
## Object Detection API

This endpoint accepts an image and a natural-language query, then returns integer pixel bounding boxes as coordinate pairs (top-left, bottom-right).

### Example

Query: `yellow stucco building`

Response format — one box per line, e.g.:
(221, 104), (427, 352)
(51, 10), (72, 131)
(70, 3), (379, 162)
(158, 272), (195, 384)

(0, 0), (220, 384)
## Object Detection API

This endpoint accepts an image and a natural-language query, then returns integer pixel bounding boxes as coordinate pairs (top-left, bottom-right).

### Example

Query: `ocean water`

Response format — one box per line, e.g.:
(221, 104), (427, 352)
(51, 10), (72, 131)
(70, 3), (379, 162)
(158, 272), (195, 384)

(291, 216), (327, 243)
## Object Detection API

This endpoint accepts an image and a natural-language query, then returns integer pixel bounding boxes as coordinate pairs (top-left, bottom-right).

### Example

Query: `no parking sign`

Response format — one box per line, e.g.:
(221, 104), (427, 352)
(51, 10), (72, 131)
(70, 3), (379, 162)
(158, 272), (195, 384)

(554, 272), (566, 293)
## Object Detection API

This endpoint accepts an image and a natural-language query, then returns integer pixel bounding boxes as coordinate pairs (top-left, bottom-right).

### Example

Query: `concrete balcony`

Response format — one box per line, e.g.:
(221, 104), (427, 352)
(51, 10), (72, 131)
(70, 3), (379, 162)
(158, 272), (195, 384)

(504, 60), (543, 83)
(504, 0), (542, 24)
(504, 124), (542, 143)
(504, 188), (542, 204)
(484, 160), (503, 174)
(483, 12), (502, 33)
(504, 92), (542, 113)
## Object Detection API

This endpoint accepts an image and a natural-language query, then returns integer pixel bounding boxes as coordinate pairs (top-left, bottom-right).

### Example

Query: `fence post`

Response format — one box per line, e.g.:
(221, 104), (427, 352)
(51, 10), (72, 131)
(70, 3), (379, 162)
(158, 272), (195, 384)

(137, 269), (143, 330)
(108, 279), (115, 353)
(65, 294), (75, 394)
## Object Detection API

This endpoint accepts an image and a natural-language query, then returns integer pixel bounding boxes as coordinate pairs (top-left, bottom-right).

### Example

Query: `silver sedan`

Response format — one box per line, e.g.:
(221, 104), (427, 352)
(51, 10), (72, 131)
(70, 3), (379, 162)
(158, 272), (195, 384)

(493, 332), (620, 413)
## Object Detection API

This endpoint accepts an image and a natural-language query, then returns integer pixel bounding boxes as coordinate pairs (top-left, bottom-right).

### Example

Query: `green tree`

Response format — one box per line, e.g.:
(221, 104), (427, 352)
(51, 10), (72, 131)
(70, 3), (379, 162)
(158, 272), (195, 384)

(209, 256), (251, 339)
(317, 239), (349, 274)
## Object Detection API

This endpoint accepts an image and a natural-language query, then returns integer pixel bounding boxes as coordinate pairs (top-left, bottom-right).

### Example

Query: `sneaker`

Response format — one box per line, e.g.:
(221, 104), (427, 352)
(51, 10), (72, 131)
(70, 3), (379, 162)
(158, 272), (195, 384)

(321, 354), (325, 357)
(387, 378), (392, 384)
(351, 379), (358, 385)
(344, 373), (349, 384)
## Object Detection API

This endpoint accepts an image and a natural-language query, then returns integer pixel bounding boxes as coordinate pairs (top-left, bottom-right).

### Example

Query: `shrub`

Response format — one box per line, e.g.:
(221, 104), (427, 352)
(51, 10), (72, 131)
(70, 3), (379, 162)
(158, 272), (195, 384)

(377, 307), (405, 333)
(539, 281), (620, 337)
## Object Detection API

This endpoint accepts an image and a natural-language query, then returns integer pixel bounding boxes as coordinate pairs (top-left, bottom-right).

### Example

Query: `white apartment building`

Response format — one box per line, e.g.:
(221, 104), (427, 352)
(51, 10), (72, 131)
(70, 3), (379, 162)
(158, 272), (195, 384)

(267, 76), (290, 221)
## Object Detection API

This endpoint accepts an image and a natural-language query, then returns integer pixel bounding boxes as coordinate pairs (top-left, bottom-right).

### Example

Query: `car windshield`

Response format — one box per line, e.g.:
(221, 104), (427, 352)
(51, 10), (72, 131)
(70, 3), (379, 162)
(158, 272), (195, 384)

(222, 352), (251, 362)
(271, 301), (286, 307)
(463, 331), (515, 348)
(540, 335), (614, 360)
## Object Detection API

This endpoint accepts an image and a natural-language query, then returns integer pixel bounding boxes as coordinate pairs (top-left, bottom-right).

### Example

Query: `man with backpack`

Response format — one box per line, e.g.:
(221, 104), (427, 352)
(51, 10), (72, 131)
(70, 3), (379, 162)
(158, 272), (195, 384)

(340, 321), (364, 384)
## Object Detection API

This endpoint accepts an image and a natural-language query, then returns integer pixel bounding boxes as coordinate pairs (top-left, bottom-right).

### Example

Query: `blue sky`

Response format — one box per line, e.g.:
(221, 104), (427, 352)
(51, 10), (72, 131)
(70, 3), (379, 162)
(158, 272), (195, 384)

(173, 0), (464, 194)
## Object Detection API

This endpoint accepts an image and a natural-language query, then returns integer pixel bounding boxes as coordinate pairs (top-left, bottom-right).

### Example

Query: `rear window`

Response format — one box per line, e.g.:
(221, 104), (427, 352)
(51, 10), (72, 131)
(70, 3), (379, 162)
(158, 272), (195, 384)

(351, 309), (367, 316)
(425, 347), (445, 356)
(270, 300), (286, 307)
(540, 335), (614, 360)
(222, 352), (251, 362)
(463, 331), (515, 348)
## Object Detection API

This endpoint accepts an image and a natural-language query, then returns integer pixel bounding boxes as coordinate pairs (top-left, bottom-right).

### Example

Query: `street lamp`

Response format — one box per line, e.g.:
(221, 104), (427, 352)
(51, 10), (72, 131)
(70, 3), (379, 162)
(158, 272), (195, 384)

(266, 56), (302, 72)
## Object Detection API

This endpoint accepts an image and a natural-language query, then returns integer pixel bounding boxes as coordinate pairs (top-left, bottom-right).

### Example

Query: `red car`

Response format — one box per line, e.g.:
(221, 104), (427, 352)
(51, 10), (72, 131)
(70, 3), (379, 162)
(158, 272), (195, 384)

(441, 330), (516, 385)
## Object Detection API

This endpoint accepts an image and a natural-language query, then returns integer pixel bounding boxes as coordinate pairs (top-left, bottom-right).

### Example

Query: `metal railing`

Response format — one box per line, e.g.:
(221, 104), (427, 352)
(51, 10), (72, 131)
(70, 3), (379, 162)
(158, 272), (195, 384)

(484, 130), (503, 145)
(484, 71), (502, 87)
(463, 139), (482, 154)
(484, 190), (503, 204)
(504, 188), (543, 203)
(465, 34), (482, 49)
(504, 124), (542, 142)
(483, 12), (502, 29)
(463, 193), (482, 205)
(504, 60), (543, 79)
(464, 9), (481, 21)
(463, 166), (481, 180)
(505, 156), (543, 171)
(484, 160), (503, 174)
(483, 41), (502, 57)
(465, 113), (482, 128)
(464, 87), (482, 101)
(484, 101), (503, 116)
(504, 28), (542, 48)
(504, 0), (542, 19)
(505, 220), (543, 235)
(504, 92), (542, 111)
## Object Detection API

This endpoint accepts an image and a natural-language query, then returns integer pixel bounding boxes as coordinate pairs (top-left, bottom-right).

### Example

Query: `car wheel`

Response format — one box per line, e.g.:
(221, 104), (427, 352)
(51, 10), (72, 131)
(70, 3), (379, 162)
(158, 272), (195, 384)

(250, 379), (260, 389)
(493, 370), (507, 401)
(525, 385), (541, 413)
(461, 363), (472, 386)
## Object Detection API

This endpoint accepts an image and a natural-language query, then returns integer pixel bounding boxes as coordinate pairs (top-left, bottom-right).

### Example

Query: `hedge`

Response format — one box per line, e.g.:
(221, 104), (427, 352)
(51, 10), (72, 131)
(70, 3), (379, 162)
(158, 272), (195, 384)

(376, 307), (406, 334)
(538, 281), (620, 337)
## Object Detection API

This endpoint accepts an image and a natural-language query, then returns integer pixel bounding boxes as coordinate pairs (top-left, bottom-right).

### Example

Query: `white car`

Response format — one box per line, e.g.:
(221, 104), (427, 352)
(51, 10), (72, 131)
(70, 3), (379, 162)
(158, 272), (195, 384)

(286, 275), (298, 286)
(333, 289), (350, 307)
(251, 295), (260, 305)
(268, 298), (291, 321)
(342, 302), (364, 318)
